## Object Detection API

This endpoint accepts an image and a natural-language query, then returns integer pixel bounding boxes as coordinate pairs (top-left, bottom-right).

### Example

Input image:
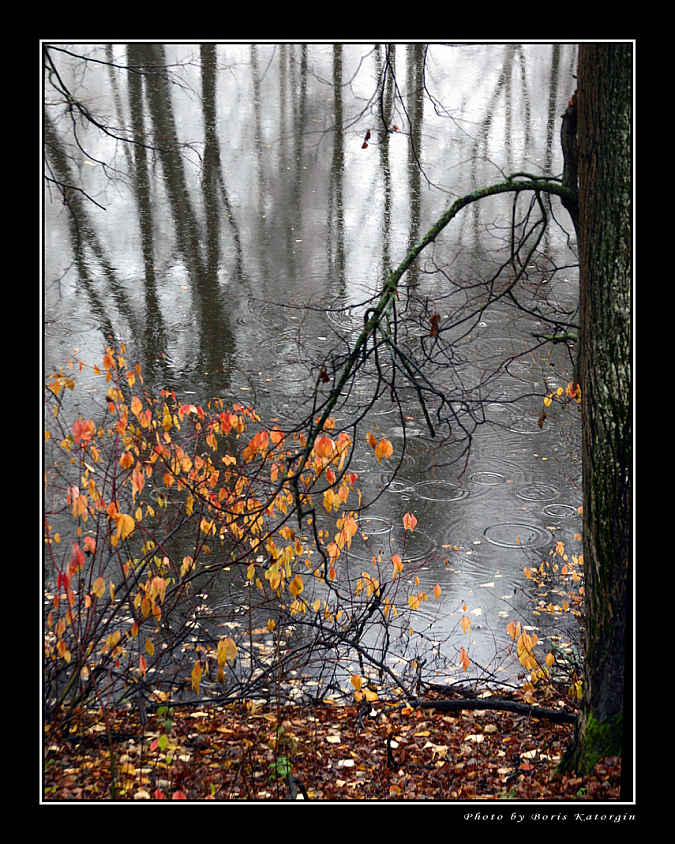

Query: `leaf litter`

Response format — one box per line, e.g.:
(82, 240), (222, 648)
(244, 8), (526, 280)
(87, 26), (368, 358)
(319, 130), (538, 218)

(43, 688), (620, 801)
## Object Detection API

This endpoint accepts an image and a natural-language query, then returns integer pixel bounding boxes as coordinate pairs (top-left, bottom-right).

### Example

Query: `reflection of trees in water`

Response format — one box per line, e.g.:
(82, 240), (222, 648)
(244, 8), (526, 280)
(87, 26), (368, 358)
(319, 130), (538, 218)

(43, 112), (139, 345)
(131, 43), (236, 393)
(328, 44), (346, 287)
(125, 44), (168, 381)
(200, 43), (243, 280)
(133, 44), (205, 279)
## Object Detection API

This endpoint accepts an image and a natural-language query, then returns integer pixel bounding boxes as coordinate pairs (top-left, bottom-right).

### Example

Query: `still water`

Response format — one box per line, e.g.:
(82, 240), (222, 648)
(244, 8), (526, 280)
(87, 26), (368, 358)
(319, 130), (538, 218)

(43, 42), (582, 696)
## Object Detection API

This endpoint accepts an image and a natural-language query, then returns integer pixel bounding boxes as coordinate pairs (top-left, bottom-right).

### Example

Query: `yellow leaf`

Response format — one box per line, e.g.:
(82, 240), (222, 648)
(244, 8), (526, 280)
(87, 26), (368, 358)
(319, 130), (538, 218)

(116, 513), (135, 541)
(145, 638), (155, 657)
(461, 615), (471, 634)
(216, 637), (238, 666)
(92, 576), (105, 599)
(545, 651), (555, 667)
(351, 674), (362, 691)
(323, 488), (335, 513)
(266, 618), (276, 633)
(433, 583), (441, 599)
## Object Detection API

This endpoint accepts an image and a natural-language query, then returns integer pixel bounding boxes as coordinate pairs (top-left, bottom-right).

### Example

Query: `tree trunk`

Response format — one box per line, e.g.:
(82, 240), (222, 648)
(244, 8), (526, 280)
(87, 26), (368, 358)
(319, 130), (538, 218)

(559, 43), (632, 797)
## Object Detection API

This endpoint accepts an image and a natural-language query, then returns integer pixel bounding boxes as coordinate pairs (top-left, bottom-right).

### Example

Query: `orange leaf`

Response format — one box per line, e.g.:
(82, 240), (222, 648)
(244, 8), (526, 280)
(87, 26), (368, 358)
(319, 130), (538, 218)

(288, 574), (304, 598)
(402, 512), (417, 532)
(191, 660), (202, 694)
(72, 417), (95, 445)
(374, 438), (393, 463)
(507, 620), (521, 640)
(315, 435), (334, 459)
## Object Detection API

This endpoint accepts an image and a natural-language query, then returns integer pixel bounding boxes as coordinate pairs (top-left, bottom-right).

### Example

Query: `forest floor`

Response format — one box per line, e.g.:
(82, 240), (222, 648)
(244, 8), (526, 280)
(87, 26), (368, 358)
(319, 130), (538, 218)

(43, 686), (621, 802)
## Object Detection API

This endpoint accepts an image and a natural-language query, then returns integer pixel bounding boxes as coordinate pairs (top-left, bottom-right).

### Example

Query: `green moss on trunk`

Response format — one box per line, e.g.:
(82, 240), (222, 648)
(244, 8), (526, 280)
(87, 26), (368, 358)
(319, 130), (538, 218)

(559, 711), (623, 775)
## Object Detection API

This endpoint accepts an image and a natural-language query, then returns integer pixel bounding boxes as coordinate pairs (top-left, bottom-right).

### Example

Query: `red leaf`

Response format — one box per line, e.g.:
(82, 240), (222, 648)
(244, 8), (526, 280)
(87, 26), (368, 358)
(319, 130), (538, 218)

(69, 543), (85, 577)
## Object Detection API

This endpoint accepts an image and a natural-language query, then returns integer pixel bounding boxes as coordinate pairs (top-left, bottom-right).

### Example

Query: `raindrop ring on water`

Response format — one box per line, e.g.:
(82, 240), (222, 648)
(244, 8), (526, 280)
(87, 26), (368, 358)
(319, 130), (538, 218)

(543, 503), (578, 519)
(483, 522), (553, 549)
(412, 480), (470, 502)
(469, 471), (506, 486)
(516, 483), (559, 502)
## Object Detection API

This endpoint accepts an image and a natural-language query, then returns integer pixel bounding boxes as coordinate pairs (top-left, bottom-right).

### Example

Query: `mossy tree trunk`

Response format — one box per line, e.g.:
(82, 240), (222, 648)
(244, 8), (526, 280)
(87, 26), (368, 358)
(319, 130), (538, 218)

(559, 43), (632, 797)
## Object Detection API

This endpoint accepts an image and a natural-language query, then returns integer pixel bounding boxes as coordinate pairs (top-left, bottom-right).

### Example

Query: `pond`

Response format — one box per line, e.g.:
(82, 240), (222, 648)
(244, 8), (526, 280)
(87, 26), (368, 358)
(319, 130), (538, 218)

(43, 42), (582, 704)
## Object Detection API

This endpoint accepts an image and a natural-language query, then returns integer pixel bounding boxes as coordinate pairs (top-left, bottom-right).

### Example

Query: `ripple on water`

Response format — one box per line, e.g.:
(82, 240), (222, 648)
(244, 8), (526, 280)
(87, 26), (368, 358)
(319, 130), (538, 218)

(515, 482), (559, 502)
(347, 522), (435, 564)
(466, 450), (531, 486)
(354, 516), (392, 536)
(379, 473), (415, 494)
(543, 503), (579, 519)
(469, 471), (506, 486)
(483, 522), (554, 549)
(410, 480), (470, 502)
(507, 414), (544, 435)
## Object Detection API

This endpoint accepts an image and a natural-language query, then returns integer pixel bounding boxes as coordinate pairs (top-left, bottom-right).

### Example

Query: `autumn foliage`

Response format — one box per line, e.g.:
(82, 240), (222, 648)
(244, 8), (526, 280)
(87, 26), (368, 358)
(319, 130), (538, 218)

(43, 346), (448, 719)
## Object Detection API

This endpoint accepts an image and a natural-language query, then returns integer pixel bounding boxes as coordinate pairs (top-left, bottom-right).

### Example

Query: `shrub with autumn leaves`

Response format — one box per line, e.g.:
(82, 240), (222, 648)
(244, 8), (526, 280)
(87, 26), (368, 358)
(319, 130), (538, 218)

(43, 346), (445, 721)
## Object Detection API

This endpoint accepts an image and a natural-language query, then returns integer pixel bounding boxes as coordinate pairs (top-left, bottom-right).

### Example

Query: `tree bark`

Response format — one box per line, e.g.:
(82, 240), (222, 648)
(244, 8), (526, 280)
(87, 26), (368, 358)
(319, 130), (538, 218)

(559, 43), (632, 797)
